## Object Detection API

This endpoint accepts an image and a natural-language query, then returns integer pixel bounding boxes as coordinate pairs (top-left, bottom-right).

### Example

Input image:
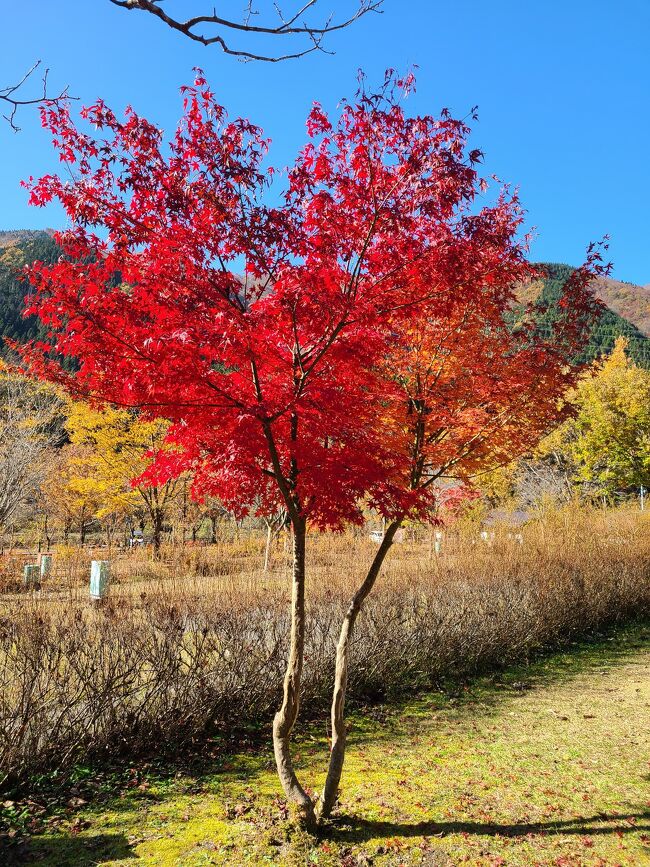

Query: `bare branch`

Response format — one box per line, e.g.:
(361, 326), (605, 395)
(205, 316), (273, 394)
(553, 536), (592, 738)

(0, 370), (64, 532)
(108, 0), (382, 62)
(1, 60), (74, 132)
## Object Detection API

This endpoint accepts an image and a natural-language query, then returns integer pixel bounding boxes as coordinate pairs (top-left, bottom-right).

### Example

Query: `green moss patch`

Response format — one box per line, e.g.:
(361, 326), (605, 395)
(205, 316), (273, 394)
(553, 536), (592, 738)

(5, 625), (649, 866)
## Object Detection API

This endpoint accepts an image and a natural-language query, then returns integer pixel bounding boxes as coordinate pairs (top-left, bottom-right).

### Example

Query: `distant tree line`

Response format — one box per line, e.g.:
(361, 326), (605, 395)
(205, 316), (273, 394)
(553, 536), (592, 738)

(0, 233), (59, 347)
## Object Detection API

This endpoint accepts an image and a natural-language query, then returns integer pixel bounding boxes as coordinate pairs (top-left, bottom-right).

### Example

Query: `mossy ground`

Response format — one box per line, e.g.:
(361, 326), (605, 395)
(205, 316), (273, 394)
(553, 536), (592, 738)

(4, 625), (649, 866)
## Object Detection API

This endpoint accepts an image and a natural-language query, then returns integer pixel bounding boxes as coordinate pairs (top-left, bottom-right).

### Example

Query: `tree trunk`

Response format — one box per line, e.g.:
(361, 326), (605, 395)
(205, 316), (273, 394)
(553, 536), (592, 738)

(105, 520), (115, 553)
(272, 518), (316, 827)
(152, 508), (163, 557)
(210, 515), (218, 544)
(320, 518), (402, 819)
(263, 522), (273, 572)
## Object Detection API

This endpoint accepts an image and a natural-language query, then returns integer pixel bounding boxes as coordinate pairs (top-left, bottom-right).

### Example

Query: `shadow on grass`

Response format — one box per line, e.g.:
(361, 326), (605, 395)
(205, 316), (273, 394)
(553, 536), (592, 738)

(2, 832), (136, 866)
(5, 623), (648, 843)
(330, 810), (650, 843)
(339, 621), (650, 748)
(32, 625), (650, 821)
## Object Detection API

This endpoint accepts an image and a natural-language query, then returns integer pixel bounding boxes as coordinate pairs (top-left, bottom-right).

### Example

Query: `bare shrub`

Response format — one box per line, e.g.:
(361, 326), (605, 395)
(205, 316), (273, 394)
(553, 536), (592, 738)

(0, 506), (648, 790)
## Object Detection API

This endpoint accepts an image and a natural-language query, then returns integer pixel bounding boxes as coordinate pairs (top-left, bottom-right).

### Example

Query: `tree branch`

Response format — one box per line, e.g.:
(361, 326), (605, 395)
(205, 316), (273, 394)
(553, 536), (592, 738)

(1, 61), (74, 132)
(108, 0), (382, 61)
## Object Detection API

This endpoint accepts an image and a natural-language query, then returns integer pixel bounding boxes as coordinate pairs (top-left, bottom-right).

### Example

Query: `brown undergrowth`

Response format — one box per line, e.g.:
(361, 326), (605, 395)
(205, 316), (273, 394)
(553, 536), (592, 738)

(0, 506), (648, 792)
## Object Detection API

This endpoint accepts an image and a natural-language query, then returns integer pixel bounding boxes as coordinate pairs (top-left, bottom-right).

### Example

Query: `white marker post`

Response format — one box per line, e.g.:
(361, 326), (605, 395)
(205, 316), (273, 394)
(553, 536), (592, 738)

(480, 530), (495, 546)
(39, 553), (53, 579)
(90, 560), (110, 601)
(434, 530), (443, 555)
(23, 564), (40, 589)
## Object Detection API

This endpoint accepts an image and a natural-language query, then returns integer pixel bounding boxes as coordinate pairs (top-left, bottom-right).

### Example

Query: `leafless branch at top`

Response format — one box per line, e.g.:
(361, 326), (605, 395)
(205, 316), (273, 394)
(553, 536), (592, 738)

(108, 0), (383, 61)
(1, 61), (74, 132)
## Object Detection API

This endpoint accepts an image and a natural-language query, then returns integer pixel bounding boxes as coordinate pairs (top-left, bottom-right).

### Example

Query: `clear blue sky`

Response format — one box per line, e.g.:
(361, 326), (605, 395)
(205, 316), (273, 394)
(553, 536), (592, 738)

(1, 0), (648, 284)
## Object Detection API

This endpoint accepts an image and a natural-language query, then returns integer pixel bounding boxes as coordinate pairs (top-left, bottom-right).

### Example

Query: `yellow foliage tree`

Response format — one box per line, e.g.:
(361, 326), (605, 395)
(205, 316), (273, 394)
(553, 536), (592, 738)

(62, 401), (181, 552)
(41, 444), (102, 545)
(541, 338), (650, 501)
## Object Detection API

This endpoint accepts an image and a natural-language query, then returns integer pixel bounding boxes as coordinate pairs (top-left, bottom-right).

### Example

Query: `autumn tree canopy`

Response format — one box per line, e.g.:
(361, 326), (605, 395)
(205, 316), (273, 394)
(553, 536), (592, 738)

(21, 73), (607, 824)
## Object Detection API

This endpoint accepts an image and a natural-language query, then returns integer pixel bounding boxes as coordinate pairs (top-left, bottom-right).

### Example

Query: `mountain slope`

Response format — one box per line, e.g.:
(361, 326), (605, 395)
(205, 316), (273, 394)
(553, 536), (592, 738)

(592, 274), (650, 337)
(516, 263), (650, 368)
(0, 228), (56, 249)
(0, 231), (60, 350)
(1, 238), (648, 369)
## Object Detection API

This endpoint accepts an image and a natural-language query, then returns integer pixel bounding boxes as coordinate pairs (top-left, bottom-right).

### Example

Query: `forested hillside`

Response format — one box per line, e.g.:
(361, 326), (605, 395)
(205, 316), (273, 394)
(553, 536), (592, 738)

(592, 273), (650, 336)
(0, 231), (60, 351)
(1, 236), (649, 367)
(0, 228), (55, 248)
(532, 263), (650, 367)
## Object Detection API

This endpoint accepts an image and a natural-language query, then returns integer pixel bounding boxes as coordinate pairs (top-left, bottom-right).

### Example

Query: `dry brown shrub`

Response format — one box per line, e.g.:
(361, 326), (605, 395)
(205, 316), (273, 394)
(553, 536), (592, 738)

(0, 506), (648, 790)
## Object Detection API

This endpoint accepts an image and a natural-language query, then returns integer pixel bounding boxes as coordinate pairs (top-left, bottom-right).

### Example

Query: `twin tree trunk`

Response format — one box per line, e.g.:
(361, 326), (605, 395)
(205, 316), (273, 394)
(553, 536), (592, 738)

(272, 518), (317, 826)
(320, 520), (402, 817)
(271, 517), (402, 826)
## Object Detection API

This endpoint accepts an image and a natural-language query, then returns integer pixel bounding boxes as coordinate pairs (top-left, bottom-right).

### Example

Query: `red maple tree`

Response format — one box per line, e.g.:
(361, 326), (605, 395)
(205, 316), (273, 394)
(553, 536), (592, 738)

(20, 72), (607, 825)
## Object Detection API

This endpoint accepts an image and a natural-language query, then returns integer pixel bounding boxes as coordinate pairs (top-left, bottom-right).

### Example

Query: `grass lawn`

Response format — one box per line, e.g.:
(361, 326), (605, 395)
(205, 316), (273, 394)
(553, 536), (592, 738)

(4, 624), (649, 866)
